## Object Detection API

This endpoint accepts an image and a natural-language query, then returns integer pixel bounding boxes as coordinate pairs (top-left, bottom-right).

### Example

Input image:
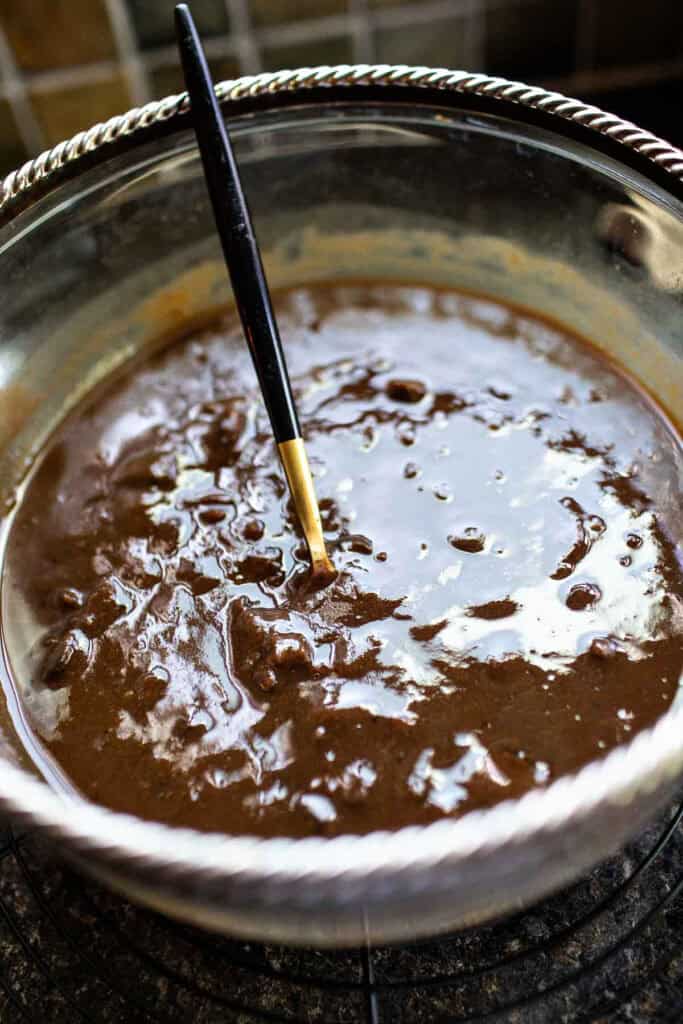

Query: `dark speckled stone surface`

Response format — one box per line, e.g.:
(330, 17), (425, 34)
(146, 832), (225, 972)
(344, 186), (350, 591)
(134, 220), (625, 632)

(0, 794), (683, 1021)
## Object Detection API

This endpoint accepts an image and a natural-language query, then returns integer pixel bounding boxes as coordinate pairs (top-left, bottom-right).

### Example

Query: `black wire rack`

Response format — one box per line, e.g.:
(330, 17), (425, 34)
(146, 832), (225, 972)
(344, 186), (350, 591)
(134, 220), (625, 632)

(1, 792), (683, 1023)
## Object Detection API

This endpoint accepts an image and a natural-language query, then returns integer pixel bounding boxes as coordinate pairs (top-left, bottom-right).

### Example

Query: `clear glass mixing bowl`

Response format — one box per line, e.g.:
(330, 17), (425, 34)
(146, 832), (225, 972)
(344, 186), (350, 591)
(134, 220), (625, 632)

(0, 69), (681, 945)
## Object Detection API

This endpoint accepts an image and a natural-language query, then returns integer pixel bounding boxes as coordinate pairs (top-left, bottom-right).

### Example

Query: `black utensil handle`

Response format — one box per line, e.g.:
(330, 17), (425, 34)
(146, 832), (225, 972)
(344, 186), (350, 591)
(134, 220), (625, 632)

(175, 4), (300, 443)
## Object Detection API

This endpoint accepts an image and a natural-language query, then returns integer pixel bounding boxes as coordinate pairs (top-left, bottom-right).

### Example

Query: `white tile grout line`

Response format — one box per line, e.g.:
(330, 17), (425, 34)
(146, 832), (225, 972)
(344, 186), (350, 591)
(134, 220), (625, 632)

(143, 38), (239, 73)
(348, 0), (376, 65)
(462, 0), (486, 71)
(18, 61), (128, 96)
(542, 55), (683, 96)
(0, 22), (45, 156)
(225, 0), (262, 74)
(104, 0), (152, 106)
(372, 0), (475, 31)
(256, 13), (358, 49)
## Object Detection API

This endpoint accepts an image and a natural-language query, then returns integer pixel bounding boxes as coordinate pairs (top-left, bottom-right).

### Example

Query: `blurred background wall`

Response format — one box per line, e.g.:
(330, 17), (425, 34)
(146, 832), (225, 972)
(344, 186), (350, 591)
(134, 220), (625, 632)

(0, 0), (682, 178)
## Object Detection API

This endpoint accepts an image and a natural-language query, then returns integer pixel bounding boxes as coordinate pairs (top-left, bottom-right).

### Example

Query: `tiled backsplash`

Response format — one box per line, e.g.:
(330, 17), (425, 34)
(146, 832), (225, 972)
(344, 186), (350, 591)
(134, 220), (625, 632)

(0, 0), (682, 176)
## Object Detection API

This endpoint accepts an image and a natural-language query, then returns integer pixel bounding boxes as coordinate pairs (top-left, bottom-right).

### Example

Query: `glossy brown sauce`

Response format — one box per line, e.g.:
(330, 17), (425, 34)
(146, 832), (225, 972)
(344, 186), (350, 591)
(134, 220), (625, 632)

(3, 284), (683, 836)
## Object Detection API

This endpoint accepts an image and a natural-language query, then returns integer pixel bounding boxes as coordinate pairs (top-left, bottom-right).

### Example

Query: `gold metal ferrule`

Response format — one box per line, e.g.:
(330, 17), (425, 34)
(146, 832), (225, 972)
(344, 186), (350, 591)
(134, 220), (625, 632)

(278, 438), (335, 581)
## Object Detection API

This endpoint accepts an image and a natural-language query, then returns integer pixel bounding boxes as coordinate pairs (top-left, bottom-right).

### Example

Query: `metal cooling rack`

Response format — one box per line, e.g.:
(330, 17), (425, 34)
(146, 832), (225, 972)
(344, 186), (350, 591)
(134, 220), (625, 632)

(0, 793), (682, 1023)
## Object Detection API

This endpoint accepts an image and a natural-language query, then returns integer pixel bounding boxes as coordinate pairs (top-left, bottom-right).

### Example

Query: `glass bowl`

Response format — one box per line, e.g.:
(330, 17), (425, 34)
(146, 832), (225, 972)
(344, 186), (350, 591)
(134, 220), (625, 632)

(0, 66), (682, 946)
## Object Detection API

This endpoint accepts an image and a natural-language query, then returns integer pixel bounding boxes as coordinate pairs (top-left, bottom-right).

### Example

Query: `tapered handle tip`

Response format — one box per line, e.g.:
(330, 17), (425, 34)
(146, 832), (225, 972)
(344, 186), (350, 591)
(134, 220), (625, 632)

(174, 4), (192, 37)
